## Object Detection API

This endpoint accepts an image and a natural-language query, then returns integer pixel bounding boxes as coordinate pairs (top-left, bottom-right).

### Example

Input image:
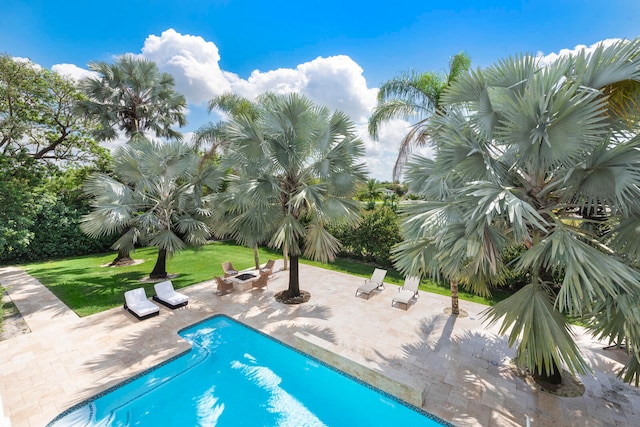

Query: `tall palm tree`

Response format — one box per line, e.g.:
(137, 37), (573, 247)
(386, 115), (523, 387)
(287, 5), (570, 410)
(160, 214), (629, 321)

(80, 136), (223, 279)
(78, 54), (187, 264)
(368, 52), (470, 182)
(79, 54), (187, 141)
(196, 92), (268, 268)
(393, 39), (640, 386)
(194, 91), (261, 157)
(219, 93), (367, 299)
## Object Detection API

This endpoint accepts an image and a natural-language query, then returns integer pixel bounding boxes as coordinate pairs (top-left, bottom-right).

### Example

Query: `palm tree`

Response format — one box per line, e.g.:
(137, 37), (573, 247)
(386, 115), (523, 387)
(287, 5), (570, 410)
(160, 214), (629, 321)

(362, 178), (382, 209)
(368, 52), (470, 182)
(79, 54), (187, 142)
(392, 39), (640, 386)
(80, 136), (223, 279)
(194, 91), (261, 157)
(78, 54), (188, 265)
(219, 93), (367, 300)
(196, 92), (268, 269)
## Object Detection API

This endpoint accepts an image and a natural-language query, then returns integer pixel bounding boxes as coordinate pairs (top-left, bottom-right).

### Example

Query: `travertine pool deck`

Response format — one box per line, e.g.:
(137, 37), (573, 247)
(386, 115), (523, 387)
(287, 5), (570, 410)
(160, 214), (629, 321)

(1, 261), (639, 427)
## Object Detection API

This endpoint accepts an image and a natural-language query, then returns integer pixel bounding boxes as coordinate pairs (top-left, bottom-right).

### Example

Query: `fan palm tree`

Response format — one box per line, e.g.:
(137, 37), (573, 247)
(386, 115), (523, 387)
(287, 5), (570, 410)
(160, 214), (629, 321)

(196, 92), (268, 269)
(218, 93), (367, 299)
(79, 54), (187, 142)
(78, 54), (187, 265)
(393, 39), (640, 386)
(368, 52), (470, 182)
(194, 91), (261, 153)
(81, 136), (223, 279)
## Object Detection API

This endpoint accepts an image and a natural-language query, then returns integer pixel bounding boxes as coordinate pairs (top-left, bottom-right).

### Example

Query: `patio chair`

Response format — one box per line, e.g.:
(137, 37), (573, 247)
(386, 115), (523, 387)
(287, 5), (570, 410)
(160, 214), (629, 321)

(222, 261), (238, 278)
(152, 280), (189, 309)
(215, 276), (234, 294)
(252, 271), (270, 290)
(260, 259), (276, 276)
(391, 276), (420, 310)
(355, 268), (387, 299)
(124, 287), (160, 320)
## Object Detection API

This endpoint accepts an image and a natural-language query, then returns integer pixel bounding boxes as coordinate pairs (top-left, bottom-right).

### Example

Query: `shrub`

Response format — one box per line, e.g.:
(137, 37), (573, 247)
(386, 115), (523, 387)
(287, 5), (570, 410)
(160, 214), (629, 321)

(0, 194), (112, 264)
(330, 206), (402, 267)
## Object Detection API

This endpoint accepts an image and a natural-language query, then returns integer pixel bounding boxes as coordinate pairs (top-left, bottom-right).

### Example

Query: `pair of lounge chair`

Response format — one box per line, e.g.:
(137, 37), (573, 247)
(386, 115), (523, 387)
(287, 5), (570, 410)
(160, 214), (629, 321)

(124, 280), (189, 320)
(355, 269), (420, 310)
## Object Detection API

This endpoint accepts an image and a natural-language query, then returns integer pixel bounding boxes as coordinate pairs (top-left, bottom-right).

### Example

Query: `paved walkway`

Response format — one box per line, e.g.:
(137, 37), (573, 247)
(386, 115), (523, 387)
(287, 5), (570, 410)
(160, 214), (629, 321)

(1, 263), (639, 427)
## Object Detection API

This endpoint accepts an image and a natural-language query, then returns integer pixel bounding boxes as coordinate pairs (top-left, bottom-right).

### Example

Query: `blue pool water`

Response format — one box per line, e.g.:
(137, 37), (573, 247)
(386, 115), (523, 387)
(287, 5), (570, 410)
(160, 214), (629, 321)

(49, 316), (450, 426)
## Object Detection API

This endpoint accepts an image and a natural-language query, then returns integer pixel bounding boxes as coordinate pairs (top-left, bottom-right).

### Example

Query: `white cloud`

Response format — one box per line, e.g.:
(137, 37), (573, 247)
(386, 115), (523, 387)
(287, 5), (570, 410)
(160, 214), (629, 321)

(536, 38), (624, 66)
(11, 56), (42, 70)
(137, 30), (378, 123)
(51, 63), (97, 80)
(228, 55), (377, 122)
(140, 28), (231, 105)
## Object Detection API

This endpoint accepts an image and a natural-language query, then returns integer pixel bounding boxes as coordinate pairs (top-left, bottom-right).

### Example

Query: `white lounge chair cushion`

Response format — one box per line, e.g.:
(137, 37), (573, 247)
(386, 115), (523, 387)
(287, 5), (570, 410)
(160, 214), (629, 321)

(125, 288), (160, 317)
(154, 280), (189, 306)
(393, 289), (417, 305)
(392, 276), (420, 307)
(356, 268), (387, 297)
(357, 281), (381, 295)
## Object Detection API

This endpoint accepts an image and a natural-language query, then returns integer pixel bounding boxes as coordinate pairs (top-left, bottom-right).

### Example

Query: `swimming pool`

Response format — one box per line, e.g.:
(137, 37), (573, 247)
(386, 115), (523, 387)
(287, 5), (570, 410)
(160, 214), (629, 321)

(49, 315), (452, 426)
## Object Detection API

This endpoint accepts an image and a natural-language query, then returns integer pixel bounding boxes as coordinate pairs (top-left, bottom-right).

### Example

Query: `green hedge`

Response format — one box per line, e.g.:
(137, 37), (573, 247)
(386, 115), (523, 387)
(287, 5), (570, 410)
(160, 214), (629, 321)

(0, 194), (112, 264)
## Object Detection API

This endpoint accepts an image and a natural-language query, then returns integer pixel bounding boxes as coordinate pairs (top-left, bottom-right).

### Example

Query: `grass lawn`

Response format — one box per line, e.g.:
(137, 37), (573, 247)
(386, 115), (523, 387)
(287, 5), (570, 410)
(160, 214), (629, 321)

(22, 241), (280, 317)
(19, 241), (505, 317)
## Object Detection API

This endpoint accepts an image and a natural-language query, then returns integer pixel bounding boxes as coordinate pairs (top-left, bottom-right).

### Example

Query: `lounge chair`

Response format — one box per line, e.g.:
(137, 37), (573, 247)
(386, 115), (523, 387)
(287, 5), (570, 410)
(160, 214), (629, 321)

(222, 261), (238, 278)
(152, 280), (189, 309)
(215, 276), (234, 294)
(391, 276), (420, 310)
(355, 268), (387, 299)
(260, 259), (276, 276)
(252, 271), (270, 290)
(124, 288), (160, 320)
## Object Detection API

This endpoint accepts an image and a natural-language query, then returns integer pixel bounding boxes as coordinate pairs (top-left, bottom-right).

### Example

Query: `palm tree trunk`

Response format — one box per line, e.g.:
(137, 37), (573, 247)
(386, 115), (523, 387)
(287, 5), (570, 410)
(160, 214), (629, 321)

(283, 244), (289, 271)
(450, 279), (460, 315)
(533, 358), (562, 386)
(288, 255), (300, 297)
(253, 243), (260, 269)
(150, 247), (168, 279)
(111, 248), (133, 266)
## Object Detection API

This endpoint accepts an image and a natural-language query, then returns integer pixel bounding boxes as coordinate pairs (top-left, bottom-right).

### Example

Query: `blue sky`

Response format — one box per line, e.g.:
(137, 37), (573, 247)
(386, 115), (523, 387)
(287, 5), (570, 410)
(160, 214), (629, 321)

(2, 1), (639, 180)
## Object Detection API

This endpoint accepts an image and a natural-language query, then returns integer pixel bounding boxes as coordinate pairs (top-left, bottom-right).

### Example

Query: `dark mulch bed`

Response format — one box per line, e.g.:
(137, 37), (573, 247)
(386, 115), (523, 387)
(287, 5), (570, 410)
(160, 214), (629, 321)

(274, 290), (311, 304)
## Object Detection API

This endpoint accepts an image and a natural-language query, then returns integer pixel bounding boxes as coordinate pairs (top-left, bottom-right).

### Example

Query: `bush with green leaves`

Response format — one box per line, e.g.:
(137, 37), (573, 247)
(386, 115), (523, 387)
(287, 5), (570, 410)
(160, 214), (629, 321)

(330, 205), (401, 266)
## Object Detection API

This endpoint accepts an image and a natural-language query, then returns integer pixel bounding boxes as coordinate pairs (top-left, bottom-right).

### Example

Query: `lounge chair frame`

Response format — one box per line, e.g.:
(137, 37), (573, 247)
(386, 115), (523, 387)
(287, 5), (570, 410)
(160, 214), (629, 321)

(391, 276), (420, 310)
(355, 268), (387, 299)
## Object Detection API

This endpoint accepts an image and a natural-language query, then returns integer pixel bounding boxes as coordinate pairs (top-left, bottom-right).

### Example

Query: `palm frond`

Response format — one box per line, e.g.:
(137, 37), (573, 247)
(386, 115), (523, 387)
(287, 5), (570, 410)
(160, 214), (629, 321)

(483, 282), (591, 376)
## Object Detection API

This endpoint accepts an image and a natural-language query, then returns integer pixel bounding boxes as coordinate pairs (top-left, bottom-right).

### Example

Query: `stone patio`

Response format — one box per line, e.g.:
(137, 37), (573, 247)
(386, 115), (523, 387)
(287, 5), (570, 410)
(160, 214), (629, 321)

(1, 261), (639, 427)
